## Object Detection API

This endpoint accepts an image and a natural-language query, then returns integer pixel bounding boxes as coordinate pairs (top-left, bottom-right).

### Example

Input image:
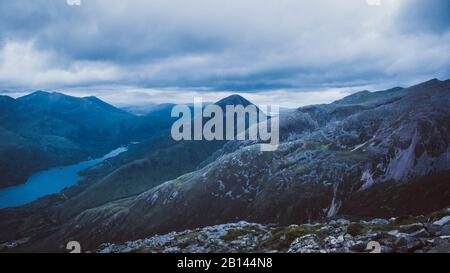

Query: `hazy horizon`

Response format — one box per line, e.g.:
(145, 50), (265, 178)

(1, 76), (447, 109)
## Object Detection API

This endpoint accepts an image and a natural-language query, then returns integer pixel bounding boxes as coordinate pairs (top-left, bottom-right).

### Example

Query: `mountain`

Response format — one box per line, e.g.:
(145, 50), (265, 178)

(35, 95), (261, 219)
(121, 103), (159, 116)
(1, 80), (449, 252)
(13, 91), (133, 140)
(0, 91), (155, 188)
(0, 91), (130, 187)
(0, 96), (19, 117)
(125, 103), (179, 141)
(215, 94), (254, 108)
(332, 87), (405, 105)
(0, 94), (261, 229)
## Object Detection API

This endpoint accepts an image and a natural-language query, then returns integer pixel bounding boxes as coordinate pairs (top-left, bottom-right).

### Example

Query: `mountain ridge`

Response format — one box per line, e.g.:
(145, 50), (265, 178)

(0, 91), (136, 187)
(0, 79), (449, 252)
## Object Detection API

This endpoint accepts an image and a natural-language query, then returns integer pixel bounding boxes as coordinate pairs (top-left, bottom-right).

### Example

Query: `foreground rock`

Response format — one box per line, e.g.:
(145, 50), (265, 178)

(97, 208), (450, 253)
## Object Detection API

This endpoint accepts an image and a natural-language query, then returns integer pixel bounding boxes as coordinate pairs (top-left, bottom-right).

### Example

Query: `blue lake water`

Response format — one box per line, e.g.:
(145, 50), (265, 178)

(0, 147), (128, 209)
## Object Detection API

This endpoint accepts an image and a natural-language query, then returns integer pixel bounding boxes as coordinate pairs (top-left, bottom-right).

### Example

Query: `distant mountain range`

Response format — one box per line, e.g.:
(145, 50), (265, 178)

(34, 94), (259, 219)
(0, 78), (449, 252)
(0, 91), (178, 188)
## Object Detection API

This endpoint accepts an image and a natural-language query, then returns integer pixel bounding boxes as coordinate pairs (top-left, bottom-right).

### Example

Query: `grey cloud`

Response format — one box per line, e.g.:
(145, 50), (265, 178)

(397, 0), (450, 34)
(0, 0), (449, 101)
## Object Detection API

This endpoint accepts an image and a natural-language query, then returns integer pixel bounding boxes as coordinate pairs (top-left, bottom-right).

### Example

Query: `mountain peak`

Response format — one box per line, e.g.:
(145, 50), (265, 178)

(405, 78), (449, 97)
(215, 94), (253, 107)
(85, 96), (132, 115)
(28, 90), (50, 96)
(18, 90), (67, 101)
(413, 78), (443, 88)
(425, 78), (441, 84)
(85, 95), (104, 103)
(14, 91), (131, 117)
(333, 90), (371, 105)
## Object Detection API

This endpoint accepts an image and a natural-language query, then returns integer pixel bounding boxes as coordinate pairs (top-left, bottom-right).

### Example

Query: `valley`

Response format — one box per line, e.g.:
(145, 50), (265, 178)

(0, 78), (449, 253)
(0, 146), (127, 209)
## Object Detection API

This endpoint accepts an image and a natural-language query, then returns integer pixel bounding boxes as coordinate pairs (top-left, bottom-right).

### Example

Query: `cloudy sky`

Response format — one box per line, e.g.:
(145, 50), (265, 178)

(0, 0), (449, 107)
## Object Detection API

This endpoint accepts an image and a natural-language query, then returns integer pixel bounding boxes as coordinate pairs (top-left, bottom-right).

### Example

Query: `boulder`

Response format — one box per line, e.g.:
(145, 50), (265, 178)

(433, 216), (450, 226)
(411, 228), (430, 238)
(370, 219), (390, 225)
(387, 230), (400, 237)
(350, 241), (367, 252)
(394, 235), (424, 252)
(336, 219), (350, 226)
(425, 223), (442, 236)
(399, 223), (423, 233)
(324, 236), (339, 247)
(429, 238), (450, 253)
(288, 234), (322, 253)
(441, 224), (450, 236)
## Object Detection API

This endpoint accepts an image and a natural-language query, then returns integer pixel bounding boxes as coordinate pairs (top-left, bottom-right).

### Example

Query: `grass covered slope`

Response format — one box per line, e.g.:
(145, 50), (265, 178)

(0, 91), (178, 188)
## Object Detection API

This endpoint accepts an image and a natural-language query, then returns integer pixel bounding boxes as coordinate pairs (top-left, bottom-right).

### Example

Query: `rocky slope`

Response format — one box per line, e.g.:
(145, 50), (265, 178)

(96, 208), (450, 253)
(1, 79), (449, 252)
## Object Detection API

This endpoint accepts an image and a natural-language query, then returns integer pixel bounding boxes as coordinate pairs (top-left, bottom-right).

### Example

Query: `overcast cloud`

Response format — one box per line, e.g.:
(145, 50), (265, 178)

(0, 0), (449, 106)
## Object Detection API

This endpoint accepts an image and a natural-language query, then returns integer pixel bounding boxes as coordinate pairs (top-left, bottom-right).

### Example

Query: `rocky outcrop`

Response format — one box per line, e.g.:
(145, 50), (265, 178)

(97, 208), (450, 253)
